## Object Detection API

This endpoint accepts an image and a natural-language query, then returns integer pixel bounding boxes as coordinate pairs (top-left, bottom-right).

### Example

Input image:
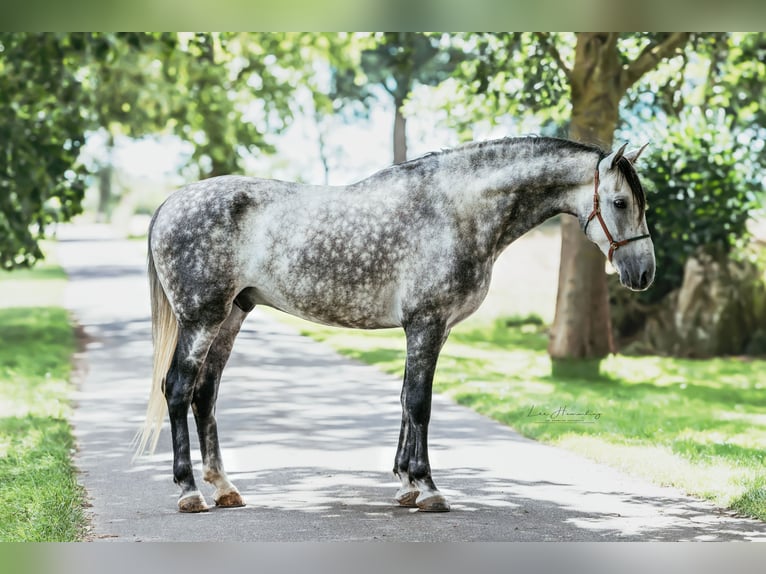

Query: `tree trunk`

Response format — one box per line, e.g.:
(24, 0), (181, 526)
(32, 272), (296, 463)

(548, 33), (623, 378)
(96, 164), (113, 223)
(315, 114), (331, 185)
(393, 101), (407, 164)
(96, 132), (116, 223)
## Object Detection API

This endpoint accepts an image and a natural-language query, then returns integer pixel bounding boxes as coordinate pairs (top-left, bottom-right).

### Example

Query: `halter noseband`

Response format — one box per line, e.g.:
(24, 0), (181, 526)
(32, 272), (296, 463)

(584, 169), (650, 263)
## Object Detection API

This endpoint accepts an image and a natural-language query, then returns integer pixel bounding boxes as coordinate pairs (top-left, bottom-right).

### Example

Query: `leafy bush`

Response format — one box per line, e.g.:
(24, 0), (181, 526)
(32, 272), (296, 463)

(631, 109), (762, 303)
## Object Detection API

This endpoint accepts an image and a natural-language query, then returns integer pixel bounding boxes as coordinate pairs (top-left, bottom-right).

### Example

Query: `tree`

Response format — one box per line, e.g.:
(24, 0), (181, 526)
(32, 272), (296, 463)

(0, 33), (91, 270)
(159, 33), (300, 179)
(0, 32), (304, 268)
(608, 33), (766, 349)
(454, 33), (691, 375)
(544, 33), (690, 376)
(76, 33), (178, 219)
(286, 33), (373, 184)
(361, 33), (464, 163)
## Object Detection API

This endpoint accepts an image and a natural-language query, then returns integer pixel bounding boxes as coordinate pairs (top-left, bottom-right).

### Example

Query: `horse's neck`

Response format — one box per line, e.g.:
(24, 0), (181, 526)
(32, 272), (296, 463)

(434, 141), (598, 257)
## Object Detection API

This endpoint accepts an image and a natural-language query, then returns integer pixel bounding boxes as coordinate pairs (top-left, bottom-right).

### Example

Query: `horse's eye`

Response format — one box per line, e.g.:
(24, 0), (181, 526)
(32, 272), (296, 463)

(613, 198), (628, 209)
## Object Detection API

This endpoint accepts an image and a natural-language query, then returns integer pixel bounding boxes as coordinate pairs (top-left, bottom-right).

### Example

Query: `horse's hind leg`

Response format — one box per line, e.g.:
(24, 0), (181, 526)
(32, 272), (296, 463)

(165, 322), (223, 513)
(192, 305), (249, 508)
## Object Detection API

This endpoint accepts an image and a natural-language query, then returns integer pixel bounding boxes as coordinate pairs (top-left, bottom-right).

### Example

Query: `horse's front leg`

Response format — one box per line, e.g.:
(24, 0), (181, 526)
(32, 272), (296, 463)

(393, 373), (418, 507)
(393, 316), (450, 512)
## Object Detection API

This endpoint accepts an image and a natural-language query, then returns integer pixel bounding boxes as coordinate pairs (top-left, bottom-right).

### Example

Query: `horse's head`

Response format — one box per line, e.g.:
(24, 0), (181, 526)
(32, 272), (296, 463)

(582, 143), (655, 291)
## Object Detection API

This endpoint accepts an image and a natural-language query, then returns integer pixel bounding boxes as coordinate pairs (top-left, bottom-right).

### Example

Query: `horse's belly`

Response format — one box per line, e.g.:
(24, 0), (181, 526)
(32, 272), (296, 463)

(251, 277), (402, 330)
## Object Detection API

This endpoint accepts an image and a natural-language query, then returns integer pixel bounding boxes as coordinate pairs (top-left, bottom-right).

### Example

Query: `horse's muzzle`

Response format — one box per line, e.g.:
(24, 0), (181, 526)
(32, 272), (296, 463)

(619, 260), (655, 292)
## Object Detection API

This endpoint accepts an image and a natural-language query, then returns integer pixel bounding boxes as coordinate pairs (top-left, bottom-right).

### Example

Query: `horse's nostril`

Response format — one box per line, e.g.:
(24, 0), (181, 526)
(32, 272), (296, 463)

(640, 270), (649, 289)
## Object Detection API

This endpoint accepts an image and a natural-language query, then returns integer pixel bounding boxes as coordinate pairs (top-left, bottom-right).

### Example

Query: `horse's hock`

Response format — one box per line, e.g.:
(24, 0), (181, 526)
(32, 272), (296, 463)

(629, 250), (766, 357)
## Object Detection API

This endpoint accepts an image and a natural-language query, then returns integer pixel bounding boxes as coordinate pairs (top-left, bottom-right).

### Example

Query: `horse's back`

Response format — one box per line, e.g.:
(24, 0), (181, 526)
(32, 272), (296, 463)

(148, 175), (406, 327)
(149, 173), (488, 331)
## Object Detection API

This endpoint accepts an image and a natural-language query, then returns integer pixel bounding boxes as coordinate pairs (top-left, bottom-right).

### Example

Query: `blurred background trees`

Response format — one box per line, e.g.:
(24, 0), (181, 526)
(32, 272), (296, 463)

(0, 33), (90, 269)
(360, 32), (464, 163)
(1, 32), (764, 364)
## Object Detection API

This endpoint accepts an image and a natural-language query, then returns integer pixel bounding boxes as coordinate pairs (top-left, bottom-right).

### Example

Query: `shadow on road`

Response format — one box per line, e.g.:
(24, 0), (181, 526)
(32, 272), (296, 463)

(58, 225), (766, 542)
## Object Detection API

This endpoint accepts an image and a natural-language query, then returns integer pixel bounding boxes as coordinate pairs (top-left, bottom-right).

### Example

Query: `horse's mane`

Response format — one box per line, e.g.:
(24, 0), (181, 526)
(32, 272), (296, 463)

(397, 136), (646, 219)
(399, 136), (603, 166)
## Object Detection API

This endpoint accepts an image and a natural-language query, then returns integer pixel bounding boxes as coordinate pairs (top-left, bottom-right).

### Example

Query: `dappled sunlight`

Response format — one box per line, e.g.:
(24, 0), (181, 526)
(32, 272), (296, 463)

(57, 227), (766, 540)
(303, 301), (766, 521)
(602, 353), (766, 391)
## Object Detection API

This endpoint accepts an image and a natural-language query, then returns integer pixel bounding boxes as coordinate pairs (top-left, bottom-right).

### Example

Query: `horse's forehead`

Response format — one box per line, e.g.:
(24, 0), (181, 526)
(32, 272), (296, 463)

(599, 170), (628, 193)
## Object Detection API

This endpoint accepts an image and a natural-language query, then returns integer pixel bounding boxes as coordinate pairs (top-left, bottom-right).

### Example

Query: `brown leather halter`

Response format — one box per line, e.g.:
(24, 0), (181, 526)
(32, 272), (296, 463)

(584, 169), (650, 263)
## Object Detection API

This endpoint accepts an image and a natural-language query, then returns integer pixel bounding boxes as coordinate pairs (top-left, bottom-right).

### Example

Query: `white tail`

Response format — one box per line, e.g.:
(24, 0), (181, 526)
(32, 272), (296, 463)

(133, 247), (178, 459)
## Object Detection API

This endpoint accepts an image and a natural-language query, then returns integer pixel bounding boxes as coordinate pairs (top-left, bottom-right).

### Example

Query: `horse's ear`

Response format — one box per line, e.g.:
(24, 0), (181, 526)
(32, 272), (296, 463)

(624, 142), (649, 164)
(607, 142), (629, 169)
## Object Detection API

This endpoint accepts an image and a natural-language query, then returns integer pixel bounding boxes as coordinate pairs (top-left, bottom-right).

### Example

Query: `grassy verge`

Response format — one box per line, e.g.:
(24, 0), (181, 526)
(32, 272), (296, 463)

(0, 252), (86, 541)
(290, 313), (766, 521)
(0, 256), (68, 308)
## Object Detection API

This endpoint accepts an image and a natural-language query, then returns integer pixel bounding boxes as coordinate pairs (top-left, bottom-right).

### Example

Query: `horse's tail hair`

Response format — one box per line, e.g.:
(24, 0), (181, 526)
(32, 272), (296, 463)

(133, 240), (178, 459)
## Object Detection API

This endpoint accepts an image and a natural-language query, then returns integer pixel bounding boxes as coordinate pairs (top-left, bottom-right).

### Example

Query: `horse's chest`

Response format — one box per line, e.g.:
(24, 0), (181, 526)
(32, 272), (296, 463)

(401, 252), (493, 327)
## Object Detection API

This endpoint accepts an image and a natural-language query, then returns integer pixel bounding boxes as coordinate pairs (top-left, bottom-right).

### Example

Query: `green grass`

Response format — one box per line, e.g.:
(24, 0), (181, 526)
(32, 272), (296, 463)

(0, 258), (86, 541)
(0, 243), (68, 308)
(293, 313), (766, 521)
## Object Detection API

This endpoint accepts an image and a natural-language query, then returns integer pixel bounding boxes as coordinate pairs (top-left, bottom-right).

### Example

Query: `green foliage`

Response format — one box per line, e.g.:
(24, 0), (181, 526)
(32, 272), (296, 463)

(277, 34), (373, 182)
(361, 33), (465, 107)
(446, 32), (573, 135)
(0, 33), (90, 269)
(1, 32), (303, 267)
(704, 33), (766, 132)
(311, 33), (374, 119)
(635, 109), (762, 303)
(459, 33), (570, 113)
(359, 33), (467, 161)
(731, 475), (766, 520)
(299, 317), (766, 521)
(0, 33), (180, 268)
(77, 33), (178, 137)
(158, 33), (300, 178)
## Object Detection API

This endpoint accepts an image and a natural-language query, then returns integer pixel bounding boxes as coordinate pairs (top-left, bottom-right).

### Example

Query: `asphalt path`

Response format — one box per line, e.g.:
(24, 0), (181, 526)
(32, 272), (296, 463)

(57, 224), (766, 542)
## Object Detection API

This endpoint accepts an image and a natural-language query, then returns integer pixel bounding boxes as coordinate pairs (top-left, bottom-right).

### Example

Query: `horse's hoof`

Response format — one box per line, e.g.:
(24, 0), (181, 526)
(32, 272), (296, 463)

(215, 490), (245, 508)
(395, 486), (419, 508)
(416, 493), (451, 512)
(178, 492), (209, 513)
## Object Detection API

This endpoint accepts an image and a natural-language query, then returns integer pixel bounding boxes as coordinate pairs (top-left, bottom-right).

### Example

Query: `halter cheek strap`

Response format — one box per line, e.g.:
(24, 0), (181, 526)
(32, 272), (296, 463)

(584, 170), (650, 263)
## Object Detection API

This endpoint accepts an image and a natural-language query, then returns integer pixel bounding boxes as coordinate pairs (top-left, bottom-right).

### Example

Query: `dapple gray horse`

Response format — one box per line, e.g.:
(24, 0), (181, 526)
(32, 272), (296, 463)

(136, 136), (654, 513)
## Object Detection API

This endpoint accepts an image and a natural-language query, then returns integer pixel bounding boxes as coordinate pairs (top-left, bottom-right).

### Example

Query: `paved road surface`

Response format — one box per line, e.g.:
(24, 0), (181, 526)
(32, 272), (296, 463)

(57, 224), (766, 541)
